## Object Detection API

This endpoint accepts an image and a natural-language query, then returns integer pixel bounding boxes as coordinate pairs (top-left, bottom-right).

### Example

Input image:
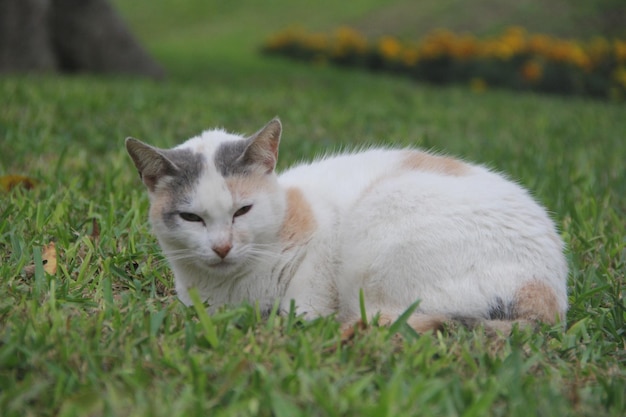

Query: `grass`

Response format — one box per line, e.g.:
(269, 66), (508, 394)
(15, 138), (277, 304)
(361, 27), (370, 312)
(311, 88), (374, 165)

(1, 0), (625, 416)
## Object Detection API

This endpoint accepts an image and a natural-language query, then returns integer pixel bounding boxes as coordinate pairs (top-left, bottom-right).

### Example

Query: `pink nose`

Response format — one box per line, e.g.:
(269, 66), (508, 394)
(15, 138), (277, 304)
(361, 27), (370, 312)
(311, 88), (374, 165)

(212, 243), (232, 259)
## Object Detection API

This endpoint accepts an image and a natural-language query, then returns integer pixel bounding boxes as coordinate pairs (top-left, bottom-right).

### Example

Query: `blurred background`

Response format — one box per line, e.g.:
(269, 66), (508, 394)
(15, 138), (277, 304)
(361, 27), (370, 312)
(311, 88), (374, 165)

(1, 0), (625, 174)
(1, 0), (624, 82)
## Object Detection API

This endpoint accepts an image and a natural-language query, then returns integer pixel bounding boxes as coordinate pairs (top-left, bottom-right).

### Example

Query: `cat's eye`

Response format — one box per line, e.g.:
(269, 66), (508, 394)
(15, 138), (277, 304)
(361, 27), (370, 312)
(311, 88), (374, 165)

(179, 212), (203, 222)
(233, 205), (253, 218)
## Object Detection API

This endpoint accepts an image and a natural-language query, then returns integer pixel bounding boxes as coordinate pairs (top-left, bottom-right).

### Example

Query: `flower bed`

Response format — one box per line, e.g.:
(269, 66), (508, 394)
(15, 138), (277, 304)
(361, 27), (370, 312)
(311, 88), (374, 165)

(263, 26), (626, 100)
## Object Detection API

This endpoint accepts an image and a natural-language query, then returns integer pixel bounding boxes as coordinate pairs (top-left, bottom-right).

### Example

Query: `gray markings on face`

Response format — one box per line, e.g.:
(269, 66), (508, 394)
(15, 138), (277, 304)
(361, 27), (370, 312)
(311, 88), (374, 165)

(214, 139), (252, 177)
(160, 148), (205, 228)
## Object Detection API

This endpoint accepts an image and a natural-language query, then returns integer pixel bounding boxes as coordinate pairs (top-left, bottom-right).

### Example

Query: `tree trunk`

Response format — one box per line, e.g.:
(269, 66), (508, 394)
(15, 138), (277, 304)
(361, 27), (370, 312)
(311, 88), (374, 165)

(0, 0), (164, 78)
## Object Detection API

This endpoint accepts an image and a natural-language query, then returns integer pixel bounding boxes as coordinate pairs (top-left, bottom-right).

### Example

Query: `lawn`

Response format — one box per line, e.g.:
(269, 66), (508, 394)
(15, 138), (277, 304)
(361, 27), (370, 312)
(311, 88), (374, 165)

(1, 1), (625, 416)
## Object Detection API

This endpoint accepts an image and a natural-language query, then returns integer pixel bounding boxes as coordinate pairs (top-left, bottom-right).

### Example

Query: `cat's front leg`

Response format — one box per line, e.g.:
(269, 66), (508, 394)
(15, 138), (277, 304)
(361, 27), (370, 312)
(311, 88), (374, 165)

(280, 248), (338, 319)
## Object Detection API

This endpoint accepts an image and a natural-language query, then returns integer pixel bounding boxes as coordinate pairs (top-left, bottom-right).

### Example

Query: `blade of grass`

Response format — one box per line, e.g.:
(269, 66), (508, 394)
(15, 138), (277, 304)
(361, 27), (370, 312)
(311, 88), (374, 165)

(188, 288), (219, 348)
(388, 301), (420, 335)
(359, 288), (368, 326)
(33, 246), (46, 297)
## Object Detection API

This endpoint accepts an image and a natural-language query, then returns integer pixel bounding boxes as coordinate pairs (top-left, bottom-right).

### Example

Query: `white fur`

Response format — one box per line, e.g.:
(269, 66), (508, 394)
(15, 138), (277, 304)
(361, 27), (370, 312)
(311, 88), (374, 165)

(141, 125), (568, 324)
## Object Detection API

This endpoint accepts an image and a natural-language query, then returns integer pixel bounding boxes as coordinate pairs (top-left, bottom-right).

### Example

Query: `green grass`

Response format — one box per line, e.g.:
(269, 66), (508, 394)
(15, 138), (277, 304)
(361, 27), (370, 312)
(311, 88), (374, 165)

(1, 1), (625, 416)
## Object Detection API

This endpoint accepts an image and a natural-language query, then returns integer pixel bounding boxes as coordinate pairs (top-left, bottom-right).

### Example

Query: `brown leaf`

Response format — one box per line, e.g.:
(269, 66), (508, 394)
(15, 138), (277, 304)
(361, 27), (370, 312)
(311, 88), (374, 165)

(22, 242), (57, 278)
(90, 217), (100, 240)
(0, 175), (37, 191)
(42, 242), (57, 275)
(340, 319), (369, 344)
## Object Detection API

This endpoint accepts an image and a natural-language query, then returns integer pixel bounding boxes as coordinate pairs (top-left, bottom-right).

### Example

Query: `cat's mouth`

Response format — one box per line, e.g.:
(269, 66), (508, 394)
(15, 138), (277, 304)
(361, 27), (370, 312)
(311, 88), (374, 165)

(207, 259), (236, 270)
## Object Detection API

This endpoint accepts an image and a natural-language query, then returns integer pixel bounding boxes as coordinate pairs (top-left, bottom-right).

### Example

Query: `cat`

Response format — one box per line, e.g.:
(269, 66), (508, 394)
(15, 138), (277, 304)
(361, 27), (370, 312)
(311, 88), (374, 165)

(126, 118), (568, 333)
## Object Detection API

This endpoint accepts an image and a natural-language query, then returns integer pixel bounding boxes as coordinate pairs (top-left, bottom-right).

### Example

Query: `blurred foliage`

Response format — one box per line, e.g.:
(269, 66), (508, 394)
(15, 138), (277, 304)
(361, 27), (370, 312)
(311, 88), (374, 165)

(264, 26), (626, 100)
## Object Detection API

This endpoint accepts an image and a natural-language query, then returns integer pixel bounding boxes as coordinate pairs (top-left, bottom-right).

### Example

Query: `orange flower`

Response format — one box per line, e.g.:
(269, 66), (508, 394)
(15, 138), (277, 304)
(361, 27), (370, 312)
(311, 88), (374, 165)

(451, 35), (478, 60)
(527, 34), (552, 56)
(521, 60), (543, 83)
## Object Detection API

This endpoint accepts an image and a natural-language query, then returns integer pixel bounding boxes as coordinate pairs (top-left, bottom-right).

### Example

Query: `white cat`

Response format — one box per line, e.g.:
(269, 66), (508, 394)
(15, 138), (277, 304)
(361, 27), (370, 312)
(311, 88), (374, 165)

(126, 118), (568, 333)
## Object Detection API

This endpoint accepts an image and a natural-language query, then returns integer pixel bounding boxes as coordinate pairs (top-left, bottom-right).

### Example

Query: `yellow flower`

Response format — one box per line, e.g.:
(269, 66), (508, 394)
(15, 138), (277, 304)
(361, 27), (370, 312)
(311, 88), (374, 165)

(567, 44), (591, 71)
(264, 27), (304, 50)
(490, 41), (515, 60)
(500, 26), (527, 55)
(451, 34), (478, 60)
(479, 36), (516, 60)
(333, 26), (368, 56)
(419, 29), (455, 59)
(378, 36), (403, 60)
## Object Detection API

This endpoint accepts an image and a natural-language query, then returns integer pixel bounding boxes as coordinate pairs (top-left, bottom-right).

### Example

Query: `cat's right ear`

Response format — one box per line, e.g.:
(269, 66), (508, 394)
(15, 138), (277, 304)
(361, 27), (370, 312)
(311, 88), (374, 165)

(125, 138), (178, 192)
(243, 118), (282, 174)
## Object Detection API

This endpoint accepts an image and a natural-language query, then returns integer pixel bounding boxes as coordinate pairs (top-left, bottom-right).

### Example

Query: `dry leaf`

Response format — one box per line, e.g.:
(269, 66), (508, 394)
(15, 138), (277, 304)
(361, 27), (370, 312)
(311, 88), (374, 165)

(23, 242), (58, 278)
(42, 242), (57, 275)
(0, 175), (37, 191)
(340, 319), (369, 344)
(90, 217), (100, 240)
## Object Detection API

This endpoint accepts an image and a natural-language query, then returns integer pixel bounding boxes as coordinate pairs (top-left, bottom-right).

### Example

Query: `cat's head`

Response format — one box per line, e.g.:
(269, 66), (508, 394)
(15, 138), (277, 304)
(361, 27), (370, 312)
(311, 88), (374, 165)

(126, 119), (286, 278)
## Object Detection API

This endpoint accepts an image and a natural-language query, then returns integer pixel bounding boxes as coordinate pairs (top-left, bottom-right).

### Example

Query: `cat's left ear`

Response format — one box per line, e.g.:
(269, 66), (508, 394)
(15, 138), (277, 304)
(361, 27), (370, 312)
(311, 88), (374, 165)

(243, 118), (281, 173)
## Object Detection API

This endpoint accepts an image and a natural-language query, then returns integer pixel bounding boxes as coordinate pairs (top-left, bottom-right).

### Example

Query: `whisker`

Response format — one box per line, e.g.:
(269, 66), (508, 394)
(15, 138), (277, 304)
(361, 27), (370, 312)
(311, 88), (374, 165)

(149, 241), (286, 271)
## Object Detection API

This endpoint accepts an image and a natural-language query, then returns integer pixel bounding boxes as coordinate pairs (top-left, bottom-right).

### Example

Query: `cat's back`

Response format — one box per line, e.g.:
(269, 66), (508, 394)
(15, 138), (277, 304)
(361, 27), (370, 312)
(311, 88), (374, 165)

(277, 147), (483, 204)
(276, 146), (556, 247)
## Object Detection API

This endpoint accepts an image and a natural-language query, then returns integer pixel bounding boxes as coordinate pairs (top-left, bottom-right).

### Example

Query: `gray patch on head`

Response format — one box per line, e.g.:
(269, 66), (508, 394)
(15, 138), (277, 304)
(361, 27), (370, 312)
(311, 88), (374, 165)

(159, 148), (205, 228)
(214, 139), (251, 177)
(488, 297), (514, 320)
(161, 148), (205, 192)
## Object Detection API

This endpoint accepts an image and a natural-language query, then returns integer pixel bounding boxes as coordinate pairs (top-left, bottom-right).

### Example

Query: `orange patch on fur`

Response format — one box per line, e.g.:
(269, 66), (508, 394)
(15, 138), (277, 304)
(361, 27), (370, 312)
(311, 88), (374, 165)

(149, 191), (170, 221)
(377, 313), (447, 333)
(513, 280), (563, 324)
(280, 187), (316, 245)
(340, 313), (446, 342)
(401, 150), (470, 176)
(225, 175), (274, 198)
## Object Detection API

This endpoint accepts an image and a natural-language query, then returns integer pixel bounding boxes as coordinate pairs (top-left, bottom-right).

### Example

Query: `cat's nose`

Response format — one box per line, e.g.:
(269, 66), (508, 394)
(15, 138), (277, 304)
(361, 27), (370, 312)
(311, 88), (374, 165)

(212, 243), (232, 259)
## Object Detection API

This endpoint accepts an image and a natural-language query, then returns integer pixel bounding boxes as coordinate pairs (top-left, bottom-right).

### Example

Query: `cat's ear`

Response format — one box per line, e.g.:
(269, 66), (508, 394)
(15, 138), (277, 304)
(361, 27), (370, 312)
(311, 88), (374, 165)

(243, 118), (281, 173)
(125, 138), (178, 191)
